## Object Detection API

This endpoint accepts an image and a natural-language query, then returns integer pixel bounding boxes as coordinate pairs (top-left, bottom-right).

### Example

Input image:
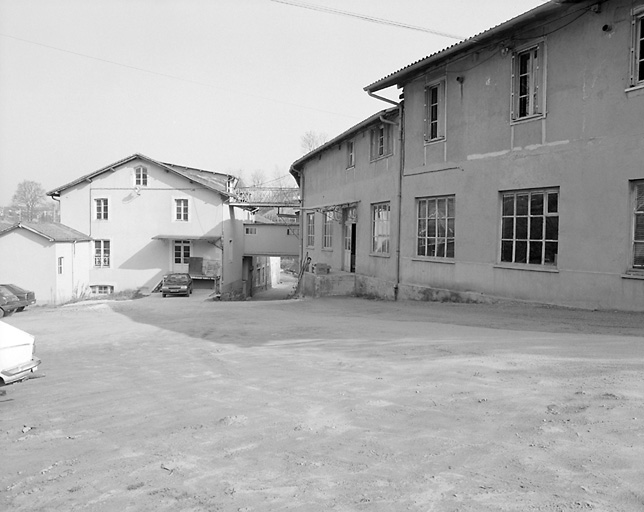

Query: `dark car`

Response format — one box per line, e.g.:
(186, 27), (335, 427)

(0, 286), (21, 318)
(161, 273), (193, 297)
(0, 284), (36, 312)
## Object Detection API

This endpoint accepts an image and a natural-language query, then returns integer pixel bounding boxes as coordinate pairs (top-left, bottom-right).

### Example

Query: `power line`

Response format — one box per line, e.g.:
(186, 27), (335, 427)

(0, 32), (361, 120)
(270, 0), (465, 41)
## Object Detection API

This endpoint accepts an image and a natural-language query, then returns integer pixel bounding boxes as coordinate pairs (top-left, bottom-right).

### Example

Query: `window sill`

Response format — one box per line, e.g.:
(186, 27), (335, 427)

(622, 271), (644, 280)
(493, 263), (558, 273)
(346, 165), (355, 171)
(510, 113), (545, 126)
(370, 153), (392, 163)
(370, 252), (391, 258)
(322, 248), (333, 252)
(625, 83), (644, 95)
(424, 137), (445, 146)
(411, 257), (455, 264)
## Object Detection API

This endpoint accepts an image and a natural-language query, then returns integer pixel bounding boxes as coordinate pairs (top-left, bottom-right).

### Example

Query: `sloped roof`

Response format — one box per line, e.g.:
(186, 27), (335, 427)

(46, 153), (234, 198)
(289, 106), (399, 182)
(365, 0), (586, 92)
(0, 222), (92, 242)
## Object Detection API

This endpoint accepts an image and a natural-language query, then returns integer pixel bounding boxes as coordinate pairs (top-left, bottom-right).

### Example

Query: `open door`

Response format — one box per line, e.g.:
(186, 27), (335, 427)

(343, 207), (357, 273)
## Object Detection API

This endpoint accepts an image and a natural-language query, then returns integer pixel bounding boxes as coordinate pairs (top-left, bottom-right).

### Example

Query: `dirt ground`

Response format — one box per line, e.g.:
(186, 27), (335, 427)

(2, 287), (644, 511)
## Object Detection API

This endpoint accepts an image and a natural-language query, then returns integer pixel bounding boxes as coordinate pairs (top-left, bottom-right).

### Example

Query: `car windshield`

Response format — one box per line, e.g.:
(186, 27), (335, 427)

(166, 275), (189, 283)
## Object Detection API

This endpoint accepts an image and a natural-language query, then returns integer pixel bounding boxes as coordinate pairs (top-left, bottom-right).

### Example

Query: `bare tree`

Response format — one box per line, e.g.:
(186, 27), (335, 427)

(12, 180), (46, 222)
(301, 130), (328, 153)
(250, 169), (266, 187)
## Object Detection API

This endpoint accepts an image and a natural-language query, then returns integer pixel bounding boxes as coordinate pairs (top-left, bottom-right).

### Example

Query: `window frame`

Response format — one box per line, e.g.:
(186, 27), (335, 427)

(174, 198), (189, 221)
(322, 211), (333, 250)
(416, 195), (455, 259)
(631, 7), (644, 87)
(632, 180), (644, 269)
(57, 256), (64, 275)
(424, 79), (445, 143)
(173, 240), (191, 265)
(500, 188), (559, 267)
(306, 212), (315, 248)
(95, 198), (108, 220)
(90, 285), (114, 296)
(511, 40), (546, 122)
(370, 123), (392, 161)
(135, 165), (148, 187)
(347, 140), (355, 169)
(371, 202), (391, 255)
(94, 240), (111, 268)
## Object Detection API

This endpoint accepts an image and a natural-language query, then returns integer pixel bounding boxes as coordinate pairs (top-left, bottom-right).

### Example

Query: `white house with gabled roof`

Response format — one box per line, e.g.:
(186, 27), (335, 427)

(0, 222), (92, 305)
(47, 153), (255, 299)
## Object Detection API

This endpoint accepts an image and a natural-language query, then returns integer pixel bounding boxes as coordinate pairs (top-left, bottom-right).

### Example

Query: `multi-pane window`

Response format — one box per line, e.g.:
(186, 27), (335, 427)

(425, 81), (444, 141)
(347, 140), (355, 168)
(174, 240), (191, 264)
(245, 226), (257, 235)
(633, 9), (644, 86)
(135, 166), (148, 186)
(91, 285), (114, 295)
(175, 198), (189, 221)
(370, 123), (392, 160)
(58, 257), (64, 275)
(94, 240), (110, 267)
(632, 181), (644, 268)
(322, 211), (333, 249)
(372, 202), (391, 254)
(501, 189), (559, 266)
(306, 213), (315, 247)
(417, 196), (455, 258)
(95, 198), (108, 220)
(512, 44), (543, 120)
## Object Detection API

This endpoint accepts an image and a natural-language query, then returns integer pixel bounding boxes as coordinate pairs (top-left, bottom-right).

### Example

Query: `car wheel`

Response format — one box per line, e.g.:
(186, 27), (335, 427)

(0, 308), (4, 318)
(162, 294), (166, 298)
(17, 306), (25, 312)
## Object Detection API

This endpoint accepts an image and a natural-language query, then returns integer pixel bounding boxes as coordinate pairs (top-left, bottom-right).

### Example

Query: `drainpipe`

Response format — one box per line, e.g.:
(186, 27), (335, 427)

(292, 167), (306, 296)
(394, 103), (404, 301)
(368, 89), (404, 301)
(367, 90), (399, 107)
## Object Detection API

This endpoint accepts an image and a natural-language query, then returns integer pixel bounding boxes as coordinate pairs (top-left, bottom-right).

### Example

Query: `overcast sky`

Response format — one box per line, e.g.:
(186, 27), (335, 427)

(0, 0), (547, 205)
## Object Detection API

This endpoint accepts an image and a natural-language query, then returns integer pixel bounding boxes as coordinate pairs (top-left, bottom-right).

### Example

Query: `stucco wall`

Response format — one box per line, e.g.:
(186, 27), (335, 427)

(57, 158), (233, 294)
(300, 113), (400, 284)
(0, 230), (91, 305)
(397, 0), (644, 310)
(243, 224), (299, 257)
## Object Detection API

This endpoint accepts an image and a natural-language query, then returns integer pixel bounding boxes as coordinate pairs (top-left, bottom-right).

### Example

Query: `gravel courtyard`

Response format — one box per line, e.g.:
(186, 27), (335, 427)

(2, 293), (644, 511)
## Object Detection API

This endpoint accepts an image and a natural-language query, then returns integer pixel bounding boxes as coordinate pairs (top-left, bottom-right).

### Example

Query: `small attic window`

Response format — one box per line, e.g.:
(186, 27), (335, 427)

(135, 166), (148, 186)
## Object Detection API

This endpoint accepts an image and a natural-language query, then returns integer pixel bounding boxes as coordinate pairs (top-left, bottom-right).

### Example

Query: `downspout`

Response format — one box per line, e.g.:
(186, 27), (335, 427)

(292, 167), (306, 296)
(395, 102), (404, 301)
(367, 90), (399, 107)
(367, 89), (404, 301)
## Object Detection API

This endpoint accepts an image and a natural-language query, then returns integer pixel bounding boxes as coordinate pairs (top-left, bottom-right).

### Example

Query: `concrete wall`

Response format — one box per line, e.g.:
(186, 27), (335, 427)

(57, 157), (249, 296)
(0, 229), (91, 305)
(396, 0), (644, 311)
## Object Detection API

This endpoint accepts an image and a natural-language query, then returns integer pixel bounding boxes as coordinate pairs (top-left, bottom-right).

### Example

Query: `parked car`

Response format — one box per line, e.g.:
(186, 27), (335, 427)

(0, 321), (40, 387)
(0, 285), (21, 318)
(161, 273), (193, 297)
(0, 284), (36, 312)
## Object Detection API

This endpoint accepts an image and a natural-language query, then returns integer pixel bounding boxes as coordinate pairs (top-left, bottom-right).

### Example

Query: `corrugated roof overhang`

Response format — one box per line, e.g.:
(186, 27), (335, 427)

(364, 1), (586, 93)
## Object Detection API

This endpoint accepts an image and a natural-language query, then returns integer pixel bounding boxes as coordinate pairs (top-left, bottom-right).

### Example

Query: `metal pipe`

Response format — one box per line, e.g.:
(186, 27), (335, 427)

(367, 90), (399, 106)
